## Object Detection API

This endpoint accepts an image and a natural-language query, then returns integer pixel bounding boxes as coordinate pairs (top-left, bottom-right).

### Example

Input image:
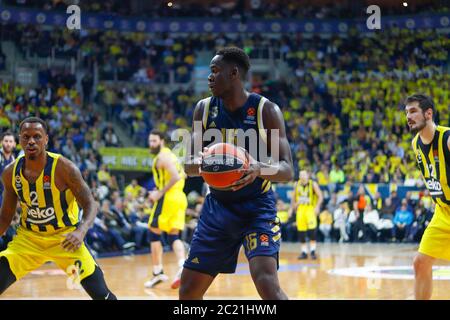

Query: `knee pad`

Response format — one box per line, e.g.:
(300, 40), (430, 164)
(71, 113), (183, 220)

(167, 234), (179, 246)
(307, 229), (317, 241)
(81, 266), (117, 300)
(298, 231), (306, 243)
(149, 231), (161, 242)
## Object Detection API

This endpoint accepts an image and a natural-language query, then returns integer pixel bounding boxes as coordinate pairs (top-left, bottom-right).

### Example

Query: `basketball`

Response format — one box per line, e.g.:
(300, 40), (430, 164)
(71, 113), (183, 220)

(200, 143), (250, 189)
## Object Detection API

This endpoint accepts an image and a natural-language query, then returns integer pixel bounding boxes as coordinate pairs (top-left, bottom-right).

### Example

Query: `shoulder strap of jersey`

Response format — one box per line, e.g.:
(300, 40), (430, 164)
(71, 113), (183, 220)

(202, 97), (212, 130)
(256, 95), (268, 144)
(411, 133), (420, 155)
(11, 155), (25, 195)
(439, 126), (450, 158)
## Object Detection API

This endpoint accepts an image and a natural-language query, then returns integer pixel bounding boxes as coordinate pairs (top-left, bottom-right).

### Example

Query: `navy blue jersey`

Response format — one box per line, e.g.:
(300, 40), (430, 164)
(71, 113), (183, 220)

(201, 93), (272, 202)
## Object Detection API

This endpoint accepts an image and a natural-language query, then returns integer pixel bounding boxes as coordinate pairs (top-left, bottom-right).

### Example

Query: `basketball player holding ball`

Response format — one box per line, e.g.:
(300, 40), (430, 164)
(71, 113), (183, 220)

(181, 47), (294, 300)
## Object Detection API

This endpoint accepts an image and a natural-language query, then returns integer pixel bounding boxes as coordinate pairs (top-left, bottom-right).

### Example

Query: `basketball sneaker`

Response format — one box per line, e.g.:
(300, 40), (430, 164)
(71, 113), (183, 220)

(298, 252), (308, 260)
(171, 267), (183, 289)
(144, 271), (169, 288)
(310, 250), (317, 260)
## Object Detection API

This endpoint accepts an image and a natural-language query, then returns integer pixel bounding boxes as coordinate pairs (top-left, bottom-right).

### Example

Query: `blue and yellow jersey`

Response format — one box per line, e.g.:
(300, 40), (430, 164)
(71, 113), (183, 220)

(12, 152), (80, 233)
(152, 147), (185, 194)
(412, 125), (450, 208)
(201, 93), (272, 202)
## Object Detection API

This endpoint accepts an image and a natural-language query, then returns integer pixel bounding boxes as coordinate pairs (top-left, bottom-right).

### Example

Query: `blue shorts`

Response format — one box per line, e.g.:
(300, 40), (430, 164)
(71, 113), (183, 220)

(184, 190), (281, 277)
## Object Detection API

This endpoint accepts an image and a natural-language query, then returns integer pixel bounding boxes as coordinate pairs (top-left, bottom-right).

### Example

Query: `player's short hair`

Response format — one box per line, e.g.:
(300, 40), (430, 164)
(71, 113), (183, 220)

(405, 94), (435, 119)
(150, 129), (166, 141)
(1, 131), (15, 141)
(216, 47), (250, 79)
(19, 117), (49, 134)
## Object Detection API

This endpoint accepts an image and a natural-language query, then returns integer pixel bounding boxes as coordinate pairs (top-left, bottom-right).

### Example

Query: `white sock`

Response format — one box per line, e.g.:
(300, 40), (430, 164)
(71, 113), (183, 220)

(310, 242), (316, 252)
(153, 264), (163, 274)
(301, 244), (308, 253)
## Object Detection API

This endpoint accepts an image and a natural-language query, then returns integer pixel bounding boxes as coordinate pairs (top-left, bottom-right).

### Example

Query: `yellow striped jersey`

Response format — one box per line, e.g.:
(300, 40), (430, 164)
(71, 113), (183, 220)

(294, 180), (318, 206)
(412, 125), (450, 207)
(152, 147), (185, 193)
(12, 152), (80, 233)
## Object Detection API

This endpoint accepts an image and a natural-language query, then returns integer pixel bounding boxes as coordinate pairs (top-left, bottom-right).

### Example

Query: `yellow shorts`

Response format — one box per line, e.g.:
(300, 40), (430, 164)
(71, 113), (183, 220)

(149, 191), (187, 233)
(0, 226), (97, 281)
(419, 204), (450, 261)
(296, 205), (317, 232)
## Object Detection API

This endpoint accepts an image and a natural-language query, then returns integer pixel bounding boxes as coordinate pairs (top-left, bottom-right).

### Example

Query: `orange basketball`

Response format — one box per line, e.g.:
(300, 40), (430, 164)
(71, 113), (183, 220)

(200, 143), (249, 189)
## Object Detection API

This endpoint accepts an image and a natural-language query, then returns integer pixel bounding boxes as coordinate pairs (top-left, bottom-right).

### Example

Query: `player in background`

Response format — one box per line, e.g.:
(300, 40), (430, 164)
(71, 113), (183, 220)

(145, 130), (187, 290)
(289, 170), (323, 260)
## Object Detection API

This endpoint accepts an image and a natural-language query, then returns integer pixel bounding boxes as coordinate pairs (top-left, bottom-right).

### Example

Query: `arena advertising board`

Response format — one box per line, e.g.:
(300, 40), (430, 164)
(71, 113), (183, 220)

(99, 147), (153, 172)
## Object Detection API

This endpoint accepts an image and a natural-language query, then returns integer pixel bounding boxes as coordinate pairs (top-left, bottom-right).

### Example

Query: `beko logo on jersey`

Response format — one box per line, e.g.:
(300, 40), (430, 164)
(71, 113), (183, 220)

(27, 207), (56, 224)
(425, 178), (443, 195)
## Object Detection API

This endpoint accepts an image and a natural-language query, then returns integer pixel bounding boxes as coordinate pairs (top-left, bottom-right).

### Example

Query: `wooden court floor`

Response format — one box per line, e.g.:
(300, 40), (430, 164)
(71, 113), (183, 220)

(1, 243), (450, 300)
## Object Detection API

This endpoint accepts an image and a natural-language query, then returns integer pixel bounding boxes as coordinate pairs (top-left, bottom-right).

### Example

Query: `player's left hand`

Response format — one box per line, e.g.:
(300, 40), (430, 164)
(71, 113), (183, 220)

(231, 162), (262, 191)
(62, 229), (86, 252)
(315, 206), (320, 215)
(149, 190), (163, 202)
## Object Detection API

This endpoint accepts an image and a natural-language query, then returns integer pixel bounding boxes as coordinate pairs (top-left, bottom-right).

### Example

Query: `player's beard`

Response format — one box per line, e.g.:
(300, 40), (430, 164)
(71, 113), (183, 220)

(410, 118), (427, 135)
(150, 145), (161, 155)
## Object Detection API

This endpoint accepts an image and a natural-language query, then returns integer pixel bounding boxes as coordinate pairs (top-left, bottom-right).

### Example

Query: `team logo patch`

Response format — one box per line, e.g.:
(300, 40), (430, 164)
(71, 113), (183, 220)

(416, 153), (422, 163)
(210, 106), (219, 119)
(15, 175), (22, 189)
(260, 234), (269, 246)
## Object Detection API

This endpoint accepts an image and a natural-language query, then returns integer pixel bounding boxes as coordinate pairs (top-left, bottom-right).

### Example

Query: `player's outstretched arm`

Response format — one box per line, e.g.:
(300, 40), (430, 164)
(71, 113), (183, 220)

(0, 164), (18, 236)
(184, 100), (205, 177)
(58, 157), (97, 251)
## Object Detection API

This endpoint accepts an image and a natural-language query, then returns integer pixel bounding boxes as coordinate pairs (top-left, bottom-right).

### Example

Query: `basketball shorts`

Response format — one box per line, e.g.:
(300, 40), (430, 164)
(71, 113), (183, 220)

(184, 190), (281, 277)
(0, 226), (97, 281)
(149, 190), (187, 233)
(419, 204), (450, 261)
(296, 205), (317, 231)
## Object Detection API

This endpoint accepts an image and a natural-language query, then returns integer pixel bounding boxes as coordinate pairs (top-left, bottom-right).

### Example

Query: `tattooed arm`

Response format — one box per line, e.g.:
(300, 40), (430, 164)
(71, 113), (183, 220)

(57, 157), (97, 252)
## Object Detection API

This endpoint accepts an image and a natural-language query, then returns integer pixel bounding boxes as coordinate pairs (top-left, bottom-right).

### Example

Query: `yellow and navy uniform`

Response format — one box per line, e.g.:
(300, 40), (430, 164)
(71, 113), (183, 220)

(149, 147), (187, 232)
(412, 125), (450, 260)
(294, 179), (319, 231)
(0, 152), (97, 281)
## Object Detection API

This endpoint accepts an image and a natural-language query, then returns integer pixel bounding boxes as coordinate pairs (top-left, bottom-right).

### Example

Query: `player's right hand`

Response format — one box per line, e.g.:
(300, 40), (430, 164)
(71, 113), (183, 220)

(198, 147), (209, 174)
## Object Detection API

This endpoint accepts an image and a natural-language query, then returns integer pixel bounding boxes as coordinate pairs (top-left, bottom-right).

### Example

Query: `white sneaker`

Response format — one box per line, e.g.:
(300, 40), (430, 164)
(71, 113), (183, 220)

(171, 267), (183, 289)
(144, 271), (169, 288)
